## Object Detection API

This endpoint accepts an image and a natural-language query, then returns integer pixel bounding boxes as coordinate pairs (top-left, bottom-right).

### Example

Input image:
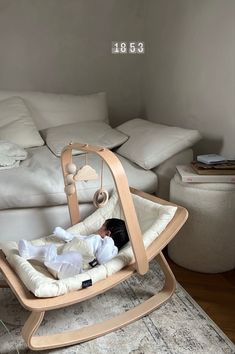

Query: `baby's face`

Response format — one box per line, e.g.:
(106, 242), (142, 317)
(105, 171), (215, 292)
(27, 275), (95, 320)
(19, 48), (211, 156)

(97, 223), (110, 238)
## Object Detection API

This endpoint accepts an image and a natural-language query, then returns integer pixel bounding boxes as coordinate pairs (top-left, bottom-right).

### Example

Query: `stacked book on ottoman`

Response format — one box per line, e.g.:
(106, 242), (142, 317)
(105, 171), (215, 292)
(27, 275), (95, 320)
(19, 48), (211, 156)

(176, 154), (235, 183)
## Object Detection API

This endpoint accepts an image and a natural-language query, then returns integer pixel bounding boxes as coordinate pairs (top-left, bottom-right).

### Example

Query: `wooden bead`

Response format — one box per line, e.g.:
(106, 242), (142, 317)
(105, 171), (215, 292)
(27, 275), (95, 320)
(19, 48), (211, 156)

(66, 174), (75, 185)
(64, 184), (76, 196)
(66, 163), (77, 175)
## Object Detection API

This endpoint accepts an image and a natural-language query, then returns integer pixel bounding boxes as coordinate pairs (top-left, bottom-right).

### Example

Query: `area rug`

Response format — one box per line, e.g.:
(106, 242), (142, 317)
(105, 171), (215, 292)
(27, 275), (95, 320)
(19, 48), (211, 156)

(0, 260), (234, 354)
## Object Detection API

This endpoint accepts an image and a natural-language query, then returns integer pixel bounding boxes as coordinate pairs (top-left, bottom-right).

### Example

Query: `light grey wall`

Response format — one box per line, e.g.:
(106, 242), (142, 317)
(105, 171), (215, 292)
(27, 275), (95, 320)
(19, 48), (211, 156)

(0, 0), (145, 125)
(1, 0), (234, 157)
(144, 0), (235, 158)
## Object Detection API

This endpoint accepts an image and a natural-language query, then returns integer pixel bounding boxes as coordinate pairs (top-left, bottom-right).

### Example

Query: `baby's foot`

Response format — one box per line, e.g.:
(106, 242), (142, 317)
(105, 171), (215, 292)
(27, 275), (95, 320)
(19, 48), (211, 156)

(18, 240), (57, 262)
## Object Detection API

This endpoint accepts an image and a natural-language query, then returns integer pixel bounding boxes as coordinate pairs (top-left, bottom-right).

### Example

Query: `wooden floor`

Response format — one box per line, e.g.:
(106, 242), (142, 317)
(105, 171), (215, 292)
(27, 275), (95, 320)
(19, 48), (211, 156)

(165, 253), (235, 344)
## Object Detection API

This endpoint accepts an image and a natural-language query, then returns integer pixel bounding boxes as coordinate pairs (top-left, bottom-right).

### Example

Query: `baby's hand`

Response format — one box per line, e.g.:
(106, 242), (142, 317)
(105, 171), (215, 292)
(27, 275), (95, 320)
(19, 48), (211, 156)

(53, 227), (74, 242)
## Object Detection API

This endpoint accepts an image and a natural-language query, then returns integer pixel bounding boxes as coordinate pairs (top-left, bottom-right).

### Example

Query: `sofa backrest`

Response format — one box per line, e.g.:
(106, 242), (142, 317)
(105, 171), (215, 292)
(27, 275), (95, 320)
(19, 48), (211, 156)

(0, 91), (108, 130)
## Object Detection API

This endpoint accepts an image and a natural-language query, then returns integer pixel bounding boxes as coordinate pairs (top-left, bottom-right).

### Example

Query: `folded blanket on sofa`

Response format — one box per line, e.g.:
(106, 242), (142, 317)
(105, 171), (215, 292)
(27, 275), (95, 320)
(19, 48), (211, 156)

(0, 140), (27, 169)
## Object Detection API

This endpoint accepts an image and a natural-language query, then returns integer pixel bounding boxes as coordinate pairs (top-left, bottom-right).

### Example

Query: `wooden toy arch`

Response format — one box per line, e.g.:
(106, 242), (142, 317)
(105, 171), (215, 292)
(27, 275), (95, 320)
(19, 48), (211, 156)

(61, 142), (148, 275)
(0, 143), (188, 351)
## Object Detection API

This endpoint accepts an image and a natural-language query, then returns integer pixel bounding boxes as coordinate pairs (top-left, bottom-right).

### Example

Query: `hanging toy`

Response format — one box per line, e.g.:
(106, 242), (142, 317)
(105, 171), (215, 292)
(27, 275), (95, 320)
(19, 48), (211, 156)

(74, 153), (98, 182)
(64, 152), (98, 196)
(74, 165), (98, 182)
(93, 159), (109, 208)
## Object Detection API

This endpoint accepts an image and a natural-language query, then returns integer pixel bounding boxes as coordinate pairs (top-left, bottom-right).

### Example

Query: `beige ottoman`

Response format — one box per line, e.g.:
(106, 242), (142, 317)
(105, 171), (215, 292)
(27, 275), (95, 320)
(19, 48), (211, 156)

(168, 173), (235, 273)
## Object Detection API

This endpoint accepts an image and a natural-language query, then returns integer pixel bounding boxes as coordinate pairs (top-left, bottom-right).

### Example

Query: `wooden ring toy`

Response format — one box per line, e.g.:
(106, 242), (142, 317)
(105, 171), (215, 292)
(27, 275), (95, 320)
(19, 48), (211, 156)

(93, 188), (109, 208)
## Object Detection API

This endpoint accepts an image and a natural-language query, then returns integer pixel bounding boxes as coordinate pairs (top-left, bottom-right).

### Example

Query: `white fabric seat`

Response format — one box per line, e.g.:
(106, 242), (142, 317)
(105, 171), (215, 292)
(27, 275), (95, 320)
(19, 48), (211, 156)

(2, 192), (177, 297)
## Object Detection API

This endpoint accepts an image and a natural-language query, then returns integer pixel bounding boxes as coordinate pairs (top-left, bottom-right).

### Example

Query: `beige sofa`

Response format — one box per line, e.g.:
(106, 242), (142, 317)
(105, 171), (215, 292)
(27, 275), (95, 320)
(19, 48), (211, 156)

(0, 91), (199, 242)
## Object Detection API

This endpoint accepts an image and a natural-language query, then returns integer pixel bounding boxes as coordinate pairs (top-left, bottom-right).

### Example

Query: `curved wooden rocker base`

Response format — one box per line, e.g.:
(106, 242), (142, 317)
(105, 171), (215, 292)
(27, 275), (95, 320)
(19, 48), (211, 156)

(21, 252), (176, 351)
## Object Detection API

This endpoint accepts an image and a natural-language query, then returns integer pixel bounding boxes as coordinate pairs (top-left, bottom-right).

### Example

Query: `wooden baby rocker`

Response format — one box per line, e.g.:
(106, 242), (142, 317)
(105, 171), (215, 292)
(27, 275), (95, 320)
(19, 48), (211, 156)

(0, 142), (188, 351)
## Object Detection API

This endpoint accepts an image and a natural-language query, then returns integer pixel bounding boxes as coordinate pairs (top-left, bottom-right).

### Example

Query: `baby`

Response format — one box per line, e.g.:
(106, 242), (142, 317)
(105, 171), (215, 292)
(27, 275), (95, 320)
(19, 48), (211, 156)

(18, 218), (129, 279)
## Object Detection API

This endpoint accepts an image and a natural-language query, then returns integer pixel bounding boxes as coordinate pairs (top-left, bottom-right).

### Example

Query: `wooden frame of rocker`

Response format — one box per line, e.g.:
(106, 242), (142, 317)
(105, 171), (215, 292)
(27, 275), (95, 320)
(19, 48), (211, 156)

(0, 142), (188, 351)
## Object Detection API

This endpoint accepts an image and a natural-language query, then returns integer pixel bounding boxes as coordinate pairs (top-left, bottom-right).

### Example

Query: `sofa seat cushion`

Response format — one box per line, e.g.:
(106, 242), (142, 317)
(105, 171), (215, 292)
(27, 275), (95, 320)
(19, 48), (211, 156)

(0, 146), (157, 210)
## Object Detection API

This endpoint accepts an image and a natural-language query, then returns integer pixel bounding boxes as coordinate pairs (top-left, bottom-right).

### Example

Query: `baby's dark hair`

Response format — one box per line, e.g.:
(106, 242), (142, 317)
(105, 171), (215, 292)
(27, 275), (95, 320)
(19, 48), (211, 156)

(105, 218), (129, 251)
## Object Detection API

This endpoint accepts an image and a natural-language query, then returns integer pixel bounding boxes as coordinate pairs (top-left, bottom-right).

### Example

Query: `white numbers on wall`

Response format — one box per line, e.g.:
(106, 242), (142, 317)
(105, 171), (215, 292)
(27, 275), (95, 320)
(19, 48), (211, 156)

(112, 42), (145, 54)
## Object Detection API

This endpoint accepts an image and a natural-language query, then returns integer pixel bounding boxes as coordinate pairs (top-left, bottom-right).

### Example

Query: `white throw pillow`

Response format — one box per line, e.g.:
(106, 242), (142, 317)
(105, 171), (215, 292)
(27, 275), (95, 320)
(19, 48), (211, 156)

(0, 91), (108, 130)
(41, 121), (128, 156)
(0, 96), (44, 148)
(116, 118), (201, 169)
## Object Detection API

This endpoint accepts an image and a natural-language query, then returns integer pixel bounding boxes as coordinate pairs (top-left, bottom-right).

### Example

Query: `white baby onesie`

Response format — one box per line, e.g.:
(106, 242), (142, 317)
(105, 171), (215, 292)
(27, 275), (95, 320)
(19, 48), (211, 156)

(45, 228), (118, 279)
(19, 229), (119, 280)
